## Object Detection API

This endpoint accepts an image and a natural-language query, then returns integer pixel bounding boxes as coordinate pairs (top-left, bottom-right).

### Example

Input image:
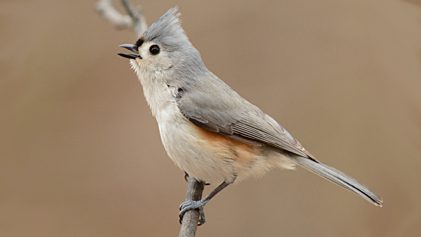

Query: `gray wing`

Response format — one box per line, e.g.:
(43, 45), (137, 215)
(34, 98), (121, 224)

(176, 75), (314, 159)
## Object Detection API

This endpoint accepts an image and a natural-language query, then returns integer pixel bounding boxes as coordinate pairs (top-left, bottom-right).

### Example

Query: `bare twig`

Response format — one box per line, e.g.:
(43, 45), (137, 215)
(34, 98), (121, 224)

(179, 177), (205, 237)
(96, 1), (204, 236)
(121, 0), (147, 36)
(96, 0), (147, 36)
(96, 0), (131, 28)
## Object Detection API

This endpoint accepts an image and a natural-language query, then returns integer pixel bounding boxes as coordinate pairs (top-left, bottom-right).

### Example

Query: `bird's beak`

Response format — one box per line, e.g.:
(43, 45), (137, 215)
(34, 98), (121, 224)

(118, 44), (142, 59)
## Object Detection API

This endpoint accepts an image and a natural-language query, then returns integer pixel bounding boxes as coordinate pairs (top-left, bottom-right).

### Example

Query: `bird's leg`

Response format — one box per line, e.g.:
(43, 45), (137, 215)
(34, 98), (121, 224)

(184, 172), (209, 185)
(179, 177), (236, 225)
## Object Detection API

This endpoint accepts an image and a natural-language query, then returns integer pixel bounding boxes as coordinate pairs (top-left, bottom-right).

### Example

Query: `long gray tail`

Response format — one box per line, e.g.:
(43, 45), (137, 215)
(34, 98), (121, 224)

(294, 156), (383, 207)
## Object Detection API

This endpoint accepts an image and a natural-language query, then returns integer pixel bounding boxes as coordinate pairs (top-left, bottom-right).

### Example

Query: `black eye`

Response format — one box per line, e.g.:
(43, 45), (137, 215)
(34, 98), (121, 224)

(149, 45), (160, 55)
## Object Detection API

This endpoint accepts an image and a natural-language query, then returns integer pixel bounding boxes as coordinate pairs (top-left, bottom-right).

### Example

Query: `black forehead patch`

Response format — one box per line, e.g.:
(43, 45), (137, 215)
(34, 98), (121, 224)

(135, 37), (144, 48)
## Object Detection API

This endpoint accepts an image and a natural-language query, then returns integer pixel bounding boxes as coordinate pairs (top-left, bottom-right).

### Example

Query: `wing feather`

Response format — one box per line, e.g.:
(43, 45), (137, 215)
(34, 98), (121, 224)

(176, 75), (314, 159)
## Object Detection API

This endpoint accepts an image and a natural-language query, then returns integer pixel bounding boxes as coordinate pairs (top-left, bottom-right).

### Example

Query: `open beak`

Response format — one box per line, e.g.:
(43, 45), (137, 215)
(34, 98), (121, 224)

(118, 44), (142, 59)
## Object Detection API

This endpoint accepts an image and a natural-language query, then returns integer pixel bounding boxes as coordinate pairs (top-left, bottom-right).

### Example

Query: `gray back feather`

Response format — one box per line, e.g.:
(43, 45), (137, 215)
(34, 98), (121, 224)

(176, 72), (314, 158)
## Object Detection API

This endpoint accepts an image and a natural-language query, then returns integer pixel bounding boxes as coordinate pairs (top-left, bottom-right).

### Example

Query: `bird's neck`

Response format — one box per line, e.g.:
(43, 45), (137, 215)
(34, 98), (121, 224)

(131, 61), (175, 117)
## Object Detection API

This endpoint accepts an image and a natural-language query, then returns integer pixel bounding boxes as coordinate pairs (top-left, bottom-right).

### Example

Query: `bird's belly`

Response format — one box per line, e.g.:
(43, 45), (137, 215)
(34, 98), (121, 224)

(155, 103), (294, 184)
(155, 104), (235, 183)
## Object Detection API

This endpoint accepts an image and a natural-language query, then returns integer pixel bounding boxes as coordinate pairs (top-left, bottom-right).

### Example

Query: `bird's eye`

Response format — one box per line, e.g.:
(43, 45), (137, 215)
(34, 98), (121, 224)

(149, 45), (160, 55)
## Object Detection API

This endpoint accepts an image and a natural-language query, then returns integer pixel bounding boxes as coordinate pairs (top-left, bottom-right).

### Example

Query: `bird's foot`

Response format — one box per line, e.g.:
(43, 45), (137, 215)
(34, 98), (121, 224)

(179, 199), (208, 225)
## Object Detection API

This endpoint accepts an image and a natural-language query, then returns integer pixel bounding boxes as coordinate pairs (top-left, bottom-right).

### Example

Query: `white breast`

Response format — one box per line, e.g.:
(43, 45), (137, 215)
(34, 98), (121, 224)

(158, 104), (240, 183)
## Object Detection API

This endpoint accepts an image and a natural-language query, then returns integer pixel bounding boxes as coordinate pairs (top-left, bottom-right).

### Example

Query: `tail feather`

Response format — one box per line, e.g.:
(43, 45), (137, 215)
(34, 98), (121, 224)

(294, 156), (383, 207)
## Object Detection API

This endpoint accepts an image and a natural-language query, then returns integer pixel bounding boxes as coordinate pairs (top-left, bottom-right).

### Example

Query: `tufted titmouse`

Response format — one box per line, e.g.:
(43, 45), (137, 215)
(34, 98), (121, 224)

(118, 7), (382, 224)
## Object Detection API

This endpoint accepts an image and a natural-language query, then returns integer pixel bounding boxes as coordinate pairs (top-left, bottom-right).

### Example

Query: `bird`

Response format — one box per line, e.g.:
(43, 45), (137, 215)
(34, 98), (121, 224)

(118, 7), (382, 225)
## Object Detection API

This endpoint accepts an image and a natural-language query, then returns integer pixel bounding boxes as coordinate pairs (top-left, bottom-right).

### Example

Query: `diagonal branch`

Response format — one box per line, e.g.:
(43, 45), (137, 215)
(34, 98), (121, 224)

(96, 1), (204, 236)
(121, 0), (147, 36)
(96, 0), (147, 36)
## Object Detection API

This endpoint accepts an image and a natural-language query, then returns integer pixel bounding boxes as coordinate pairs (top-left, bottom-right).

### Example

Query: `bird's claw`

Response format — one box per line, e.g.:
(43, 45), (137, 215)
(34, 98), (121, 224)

(179, 200), (207, 225)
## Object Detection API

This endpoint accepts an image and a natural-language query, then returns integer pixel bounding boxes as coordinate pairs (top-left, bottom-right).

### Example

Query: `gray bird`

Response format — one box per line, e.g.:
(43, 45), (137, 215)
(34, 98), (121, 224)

(118, 7), (382, 225)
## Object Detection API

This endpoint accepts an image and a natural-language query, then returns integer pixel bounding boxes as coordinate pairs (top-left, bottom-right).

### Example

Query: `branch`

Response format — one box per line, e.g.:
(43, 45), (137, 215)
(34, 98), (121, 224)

(121, 0), (147, 36)
(96, 1), (204, 236)
(96, 0), (147, 36)
(179, 177), (205, 237)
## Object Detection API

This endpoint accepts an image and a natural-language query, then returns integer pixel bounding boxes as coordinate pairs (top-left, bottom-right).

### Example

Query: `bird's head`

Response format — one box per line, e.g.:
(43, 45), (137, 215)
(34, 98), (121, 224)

(119, 7), (205, 81)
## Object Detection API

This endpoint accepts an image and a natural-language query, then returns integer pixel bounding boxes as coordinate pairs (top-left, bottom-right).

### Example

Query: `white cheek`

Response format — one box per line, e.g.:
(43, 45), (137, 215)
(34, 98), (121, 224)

(139, 46), (149, 59)
(138, 43), (172, 69)
(159, 55), (173, 68)
(139, 42), (154, 59)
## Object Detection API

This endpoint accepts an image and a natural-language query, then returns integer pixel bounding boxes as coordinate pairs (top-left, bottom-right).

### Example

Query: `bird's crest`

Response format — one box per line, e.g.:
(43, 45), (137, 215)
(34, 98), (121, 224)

(142, 7), (189, 49)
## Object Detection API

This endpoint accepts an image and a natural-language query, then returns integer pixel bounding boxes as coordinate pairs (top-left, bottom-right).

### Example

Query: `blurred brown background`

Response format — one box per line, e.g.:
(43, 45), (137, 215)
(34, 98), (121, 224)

(1, 0), (421, 236)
